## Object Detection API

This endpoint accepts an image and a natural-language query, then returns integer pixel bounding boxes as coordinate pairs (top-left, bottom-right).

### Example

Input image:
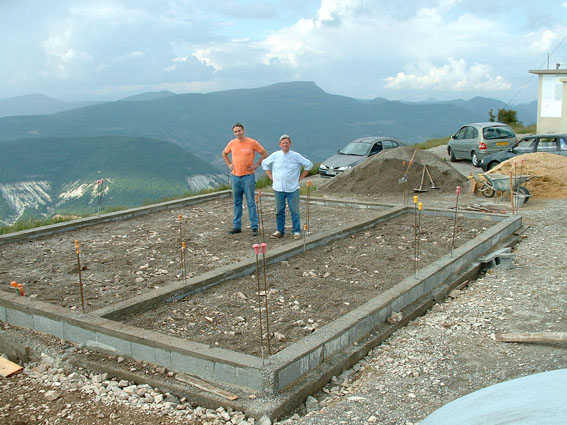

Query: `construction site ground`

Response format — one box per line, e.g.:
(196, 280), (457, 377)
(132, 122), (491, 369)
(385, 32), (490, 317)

(2, 145), (567, 425)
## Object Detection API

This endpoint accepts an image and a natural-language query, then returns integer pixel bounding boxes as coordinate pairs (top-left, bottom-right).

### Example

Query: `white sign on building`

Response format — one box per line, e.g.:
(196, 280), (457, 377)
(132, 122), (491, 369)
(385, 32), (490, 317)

(541, 75), (563, 118)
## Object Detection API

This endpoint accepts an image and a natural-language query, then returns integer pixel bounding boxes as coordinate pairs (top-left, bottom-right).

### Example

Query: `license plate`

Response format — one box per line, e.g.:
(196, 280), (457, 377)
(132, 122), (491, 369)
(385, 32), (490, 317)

(327, 170), (336, 176)
(495, 141), (508, 146)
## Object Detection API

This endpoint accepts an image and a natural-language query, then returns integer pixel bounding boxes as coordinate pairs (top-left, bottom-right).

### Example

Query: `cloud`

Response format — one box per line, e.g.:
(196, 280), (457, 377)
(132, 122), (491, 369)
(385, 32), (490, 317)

(384, 59), (511, 91)
(2, 0), (564, 102)
(529, 29), (562, 52)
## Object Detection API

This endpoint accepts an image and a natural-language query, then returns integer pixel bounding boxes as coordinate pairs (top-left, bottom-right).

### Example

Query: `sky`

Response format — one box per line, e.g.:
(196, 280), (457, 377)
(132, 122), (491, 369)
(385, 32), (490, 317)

(1, 0), (567, 104)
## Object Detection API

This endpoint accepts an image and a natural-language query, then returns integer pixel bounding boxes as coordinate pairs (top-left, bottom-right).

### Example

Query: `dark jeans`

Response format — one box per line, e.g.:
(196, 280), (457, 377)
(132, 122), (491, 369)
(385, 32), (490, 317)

(231, 173), (258, 229)
(274, 189), (300, 234)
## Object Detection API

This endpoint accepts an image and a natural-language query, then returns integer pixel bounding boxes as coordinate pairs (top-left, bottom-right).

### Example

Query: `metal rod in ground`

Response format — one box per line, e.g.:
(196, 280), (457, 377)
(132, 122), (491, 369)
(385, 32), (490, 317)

(260, 242), (272, 356)
(402, 161), (407, 205)
(181, 241), (187, 280)
(178, 214), (184, 265)
(258, 191), (266, 243)
(303, 223), (307, 252)
(519, 159), (525, 208)
(413, 195), (418, 275)
(450, 186), (461, 256)
(509, 172), (515, 215)
(96, 180), (101, 214)
(253, 244), (265, 364)
(99, 179), (104, 213)
(417, 202), (423, 270)
(74, 240), (85, 314)
(306, 180), (311, 234)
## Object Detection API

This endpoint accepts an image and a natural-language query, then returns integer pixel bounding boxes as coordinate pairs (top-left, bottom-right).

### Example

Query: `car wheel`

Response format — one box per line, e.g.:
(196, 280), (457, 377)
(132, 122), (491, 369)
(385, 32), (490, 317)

(471, 151), (481, 167)
(487, 161), (499, 171)
(448, 147), (456, 162)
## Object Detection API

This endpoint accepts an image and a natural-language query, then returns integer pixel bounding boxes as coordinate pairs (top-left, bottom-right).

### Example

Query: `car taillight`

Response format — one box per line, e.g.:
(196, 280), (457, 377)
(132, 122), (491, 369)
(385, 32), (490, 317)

(479, 142), (487, 151)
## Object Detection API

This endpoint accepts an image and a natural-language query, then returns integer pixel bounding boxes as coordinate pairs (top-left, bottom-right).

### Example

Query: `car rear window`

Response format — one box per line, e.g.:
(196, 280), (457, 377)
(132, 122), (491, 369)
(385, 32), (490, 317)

(483, 126), (514, 140)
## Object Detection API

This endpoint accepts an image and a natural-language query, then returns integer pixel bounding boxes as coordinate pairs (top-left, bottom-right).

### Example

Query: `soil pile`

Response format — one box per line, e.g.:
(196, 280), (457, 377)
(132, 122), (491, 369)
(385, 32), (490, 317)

(487, 152), (567, 199)
(319, 146), (467, 196)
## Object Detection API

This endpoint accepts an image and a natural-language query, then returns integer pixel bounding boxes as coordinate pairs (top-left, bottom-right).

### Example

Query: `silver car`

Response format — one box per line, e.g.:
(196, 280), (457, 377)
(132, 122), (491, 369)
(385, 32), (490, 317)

(447, 122), (517, 167)
(319, 136), (405, 177)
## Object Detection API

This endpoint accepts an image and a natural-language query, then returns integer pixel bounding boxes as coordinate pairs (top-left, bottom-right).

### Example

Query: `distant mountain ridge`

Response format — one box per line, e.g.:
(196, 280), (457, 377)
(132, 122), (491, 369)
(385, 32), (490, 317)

(119, 91), (177, 102)
(0, 94), (101, 118)
(0, 81), (537, 165)
(0, 82), (537, 225)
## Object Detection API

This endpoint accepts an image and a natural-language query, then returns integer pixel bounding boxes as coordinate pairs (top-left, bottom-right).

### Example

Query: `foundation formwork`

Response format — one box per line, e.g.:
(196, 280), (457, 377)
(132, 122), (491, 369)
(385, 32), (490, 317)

(0, 192), (522, 419)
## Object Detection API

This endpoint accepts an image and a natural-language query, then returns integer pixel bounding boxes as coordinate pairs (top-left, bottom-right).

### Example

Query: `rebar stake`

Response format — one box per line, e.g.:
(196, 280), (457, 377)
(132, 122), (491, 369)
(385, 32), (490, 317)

(417, 202), (423, 271)
(513, 161), (519, 211)
(96, 180), (101, 214)
(96, 179), (104, 213)
(450, 186), (461, 256)
(518, 159), (525, 209)
(178, 214), (184, 268)
(253, 244), (265, 364)
(74, 240), (85, 314)
(261, 242), (272, 356)
(306, 180), (311, 234)
(181, 241), (187, 280)
(258, 191), (266, 243)
(303, 223), (307, 253)
(402, 160), (407, 205)
(413, 195), (418, 275)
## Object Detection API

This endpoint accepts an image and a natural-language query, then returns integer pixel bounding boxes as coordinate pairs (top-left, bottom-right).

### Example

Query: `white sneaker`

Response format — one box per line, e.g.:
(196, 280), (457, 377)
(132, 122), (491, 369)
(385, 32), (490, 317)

(271, 231), (283, 238)
(293, 232), (302, 240)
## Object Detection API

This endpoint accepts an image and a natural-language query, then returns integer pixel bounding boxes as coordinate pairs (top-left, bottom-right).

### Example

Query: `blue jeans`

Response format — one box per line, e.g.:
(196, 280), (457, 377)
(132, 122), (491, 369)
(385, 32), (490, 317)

(231, 174), (258, 229)
(274, 189), (300, 234)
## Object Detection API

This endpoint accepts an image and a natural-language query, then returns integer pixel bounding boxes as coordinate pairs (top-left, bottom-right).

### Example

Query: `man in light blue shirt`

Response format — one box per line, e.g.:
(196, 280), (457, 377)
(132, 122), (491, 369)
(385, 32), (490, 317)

(262, 134), (313, 239)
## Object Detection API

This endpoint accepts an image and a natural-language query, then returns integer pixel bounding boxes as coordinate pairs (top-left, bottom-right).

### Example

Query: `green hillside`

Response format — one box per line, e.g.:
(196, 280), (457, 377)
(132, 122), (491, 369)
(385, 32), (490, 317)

(0, 136), (214, 183)
(0, 136), (225, 223)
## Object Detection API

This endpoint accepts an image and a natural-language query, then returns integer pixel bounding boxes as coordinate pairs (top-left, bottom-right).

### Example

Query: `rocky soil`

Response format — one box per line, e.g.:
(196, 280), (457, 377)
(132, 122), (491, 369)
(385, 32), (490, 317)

(0, 198), (380, 311)
(2, 146), (567, 425)
(124, 214), (488, 356)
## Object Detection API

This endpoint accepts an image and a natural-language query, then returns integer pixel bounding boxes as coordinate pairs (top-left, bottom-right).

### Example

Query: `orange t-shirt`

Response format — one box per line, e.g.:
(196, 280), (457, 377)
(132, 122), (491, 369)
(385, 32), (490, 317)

(223, 137), (265, 176)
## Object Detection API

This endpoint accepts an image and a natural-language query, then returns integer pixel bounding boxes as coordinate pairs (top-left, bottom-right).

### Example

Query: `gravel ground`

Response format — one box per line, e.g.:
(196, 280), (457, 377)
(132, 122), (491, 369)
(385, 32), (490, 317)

(2, 151), (567, 424)
(286, 198), (567, 425)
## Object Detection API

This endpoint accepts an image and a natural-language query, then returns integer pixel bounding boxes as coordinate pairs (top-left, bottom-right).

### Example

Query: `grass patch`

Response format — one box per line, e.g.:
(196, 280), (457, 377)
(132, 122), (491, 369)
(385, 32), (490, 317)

(255, 175), (272, 190)
(511, 123), (536, 134)
(308, 163), (320, 175)
(0, 216), (75, 235)
(415, 137), (449, 149)
(141, 184), (232, 206)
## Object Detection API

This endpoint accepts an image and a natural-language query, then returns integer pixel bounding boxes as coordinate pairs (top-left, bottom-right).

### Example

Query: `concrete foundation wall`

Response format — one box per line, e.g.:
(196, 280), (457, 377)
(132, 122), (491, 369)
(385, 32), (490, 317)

(0, 198), (521, 417)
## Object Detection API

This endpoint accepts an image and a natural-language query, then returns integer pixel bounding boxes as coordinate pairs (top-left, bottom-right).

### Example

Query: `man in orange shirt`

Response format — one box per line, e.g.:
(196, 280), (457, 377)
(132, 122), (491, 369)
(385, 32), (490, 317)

(222, 122), (268, 235)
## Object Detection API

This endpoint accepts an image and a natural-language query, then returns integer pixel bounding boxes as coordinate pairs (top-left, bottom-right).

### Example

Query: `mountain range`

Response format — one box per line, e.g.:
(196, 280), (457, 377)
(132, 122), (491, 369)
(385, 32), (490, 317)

(0, 81), (536, 225)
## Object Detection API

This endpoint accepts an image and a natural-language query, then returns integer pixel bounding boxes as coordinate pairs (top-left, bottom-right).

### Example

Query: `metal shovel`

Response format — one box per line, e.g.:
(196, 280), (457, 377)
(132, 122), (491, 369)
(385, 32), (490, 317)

(399, 148), (418, 184)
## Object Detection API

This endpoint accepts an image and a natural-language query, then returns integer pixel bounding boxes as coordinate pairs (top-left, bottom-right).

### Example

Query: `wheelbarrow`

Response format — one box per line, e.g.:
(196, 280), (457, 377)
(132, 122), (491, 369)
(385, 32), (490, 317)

(469, 173), (532, 203)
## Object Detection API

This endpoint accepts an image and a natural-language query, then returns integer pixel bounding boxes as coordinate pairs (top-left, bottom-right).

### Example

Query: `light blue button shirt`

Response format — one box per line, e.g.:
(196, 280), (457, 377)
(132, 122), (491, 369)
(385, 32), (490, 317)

(262, 150), (313, 192)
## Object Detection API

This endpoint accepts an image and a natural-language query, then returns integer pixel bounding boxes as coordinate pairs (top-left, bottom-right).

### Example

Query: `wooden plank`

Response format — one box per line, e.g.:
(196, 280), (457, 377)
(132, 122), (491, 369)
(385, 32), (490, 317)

(0, 356), (23, 377)
(176, 373), (239, 400)
(495, 332), (567, 343)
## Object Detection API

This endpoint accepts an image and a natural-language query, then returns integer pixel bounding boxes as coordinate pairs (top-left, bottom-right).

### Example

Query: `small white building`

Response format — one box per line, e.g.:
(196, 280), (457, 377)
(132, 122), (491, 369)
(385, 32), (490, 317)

(529, 68), (567, 133)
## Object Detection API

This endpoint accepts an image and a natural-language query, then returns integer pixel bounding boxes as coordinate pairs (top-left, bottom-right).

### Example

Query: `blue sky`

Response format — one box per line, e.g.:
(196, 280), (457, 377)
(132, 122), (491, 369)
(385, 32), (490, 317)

(1, 0), (566, 104)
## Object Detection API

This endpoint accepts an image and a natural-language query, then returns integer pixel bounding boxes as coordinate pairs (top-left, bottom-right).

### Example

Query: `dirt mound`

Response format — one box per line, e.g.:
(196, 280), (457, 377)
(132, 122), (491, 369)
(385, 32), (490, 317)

(487, 152), (567, 199)
(319, 146), (467, 197)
